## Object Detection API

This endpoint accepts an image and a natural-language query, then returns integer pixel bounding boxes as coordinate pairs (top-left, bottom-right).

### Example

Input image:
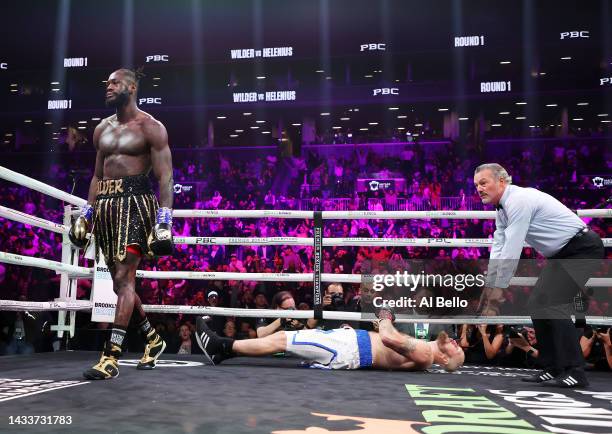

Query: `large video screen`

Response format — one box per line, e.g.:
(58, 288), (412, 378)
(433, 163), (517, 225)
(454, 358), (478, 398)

(0, 0), (610, 147)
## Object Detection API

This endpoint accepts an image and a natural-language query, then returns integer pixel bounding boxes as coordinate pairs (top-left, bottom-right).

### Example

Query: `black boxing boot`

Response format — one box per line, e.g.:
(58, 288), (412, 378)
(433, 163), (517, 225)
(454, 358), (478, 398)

(196, 316), (235, 365)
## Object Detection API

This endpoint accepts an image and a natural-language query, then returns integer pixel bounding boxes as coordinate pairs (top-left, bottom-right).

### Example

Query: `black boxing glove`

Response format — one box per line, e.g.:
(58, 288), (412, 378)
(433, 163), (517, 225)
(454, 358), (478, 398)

(148, 207), (174, 256)
(69, 204), (93, 249)
(377, 306), (396, 322)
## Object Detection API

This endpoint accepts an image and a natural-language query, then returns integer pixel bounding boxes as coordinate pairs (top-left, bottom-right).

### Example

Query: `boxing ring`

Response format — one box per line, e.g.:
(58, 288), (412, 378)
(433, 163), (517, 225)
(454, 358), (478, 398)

(1, 165), (611, 434)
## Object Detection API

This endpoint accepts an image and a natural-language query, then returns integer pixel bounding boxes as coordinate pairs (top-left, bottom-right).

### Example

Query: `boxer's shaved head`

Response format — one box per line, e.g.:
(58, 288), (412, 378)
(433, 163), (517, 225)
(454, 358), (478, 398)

(435, 331), (465, 372)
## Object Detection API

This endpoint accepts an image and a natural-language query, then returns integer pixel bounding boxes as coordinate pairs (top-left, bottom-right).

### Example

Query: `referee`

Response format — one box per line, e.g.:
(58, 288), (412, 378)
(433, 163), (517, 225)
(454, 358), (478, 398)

(474, 163), (604, 388)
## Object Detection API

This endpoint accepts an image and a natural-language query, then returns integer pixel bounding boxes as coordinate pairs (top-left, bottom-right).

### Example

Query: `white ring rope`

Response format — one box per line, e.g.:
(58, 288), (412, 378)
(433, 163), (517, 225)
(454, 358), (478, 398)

(172, 209), (612, 219)
(0, 299), (610, 326)
(1, 250), (610, 287)
(0, 251), (92, 277)
(174, 236), (612, 248)
(0, 205), (69, 234)
(0, 166), (86, 207)
(577, 209), (612, 218)
(172, 209), (313, 219)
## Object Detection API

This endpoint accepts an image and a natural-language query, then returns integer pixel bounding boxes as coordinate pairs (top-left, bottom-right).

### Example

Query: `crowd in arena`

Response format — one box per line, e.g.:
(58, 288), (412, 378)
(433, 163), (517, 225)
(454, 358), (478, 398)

(1, 137), (610, 371)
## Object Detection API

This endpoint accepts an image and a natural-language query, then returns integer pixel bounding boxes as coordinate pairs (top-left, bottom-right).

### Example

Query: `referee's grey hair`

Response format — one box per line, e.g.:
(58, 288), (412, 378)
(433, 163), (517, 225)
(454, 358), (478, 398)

(474, 163), (512, 184)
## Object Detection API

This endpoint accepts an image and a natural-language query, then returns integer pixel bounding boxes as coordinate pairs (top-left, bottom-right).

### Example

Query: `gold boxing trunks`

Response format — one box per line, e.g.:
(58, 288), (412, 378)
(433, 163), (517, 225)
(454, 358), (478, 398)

(91, 174), (158, 267)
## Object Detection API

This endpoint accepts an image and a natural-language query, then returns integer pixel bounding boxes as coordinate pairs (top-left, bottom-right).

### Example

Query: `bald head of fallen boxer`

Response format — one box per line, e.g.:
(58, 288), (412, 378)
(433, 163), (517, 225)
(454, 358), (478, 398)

(430, 330), (465, 372)
(195, 316), (465, 372)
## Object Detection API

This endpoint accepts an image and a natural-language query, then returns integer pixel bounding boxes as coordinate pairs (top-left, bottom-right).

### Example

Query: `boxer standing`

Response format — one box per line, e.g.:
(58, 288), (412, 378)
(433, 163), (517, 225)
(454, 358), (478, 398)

(70, 68), (174, 379)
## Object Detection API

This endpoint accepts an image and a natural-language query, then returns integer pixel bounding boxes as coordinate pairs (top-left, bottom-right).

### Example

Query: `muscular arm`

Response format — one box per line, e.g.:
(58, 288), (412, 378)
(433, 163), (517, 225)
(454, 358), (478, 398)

(86, 123), (106, 204)
(147, 120), (173, 208)
(378, 319), (432, 368)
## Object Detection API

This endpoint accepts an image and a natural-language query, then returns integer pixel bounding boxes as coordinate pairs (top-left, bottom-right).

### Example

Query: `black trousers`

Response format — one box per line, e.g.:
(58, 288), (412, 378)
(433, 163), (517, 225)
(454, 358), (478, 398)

(528, 230), (604, 371)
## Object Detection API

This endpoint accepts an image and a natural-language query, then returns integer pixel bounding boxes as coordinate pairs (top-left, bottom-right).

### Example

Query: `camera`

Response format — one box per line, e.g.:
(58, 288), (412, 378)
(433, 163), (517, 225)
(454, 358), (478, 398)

(585, 326), (611, 339)
(330, 293), (345, 309)
(505, 325), (528, 339)
(281, 309), (306, 330)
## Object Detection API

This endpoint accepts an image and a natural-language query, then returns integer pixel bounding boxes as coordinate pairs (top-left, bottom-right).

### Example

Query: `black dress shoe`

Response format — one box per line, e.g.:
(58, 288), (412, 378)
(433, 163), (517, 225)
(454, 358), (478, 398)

(521, 369), (559, 383)
(547, 369), (589, 388)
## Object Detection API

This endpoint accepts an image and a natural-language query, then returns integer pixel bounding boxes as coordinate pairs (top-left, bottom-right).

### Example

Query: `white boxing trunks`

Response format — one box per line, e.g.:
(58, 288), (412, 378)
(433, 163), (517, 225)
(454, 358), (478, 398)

(284, 328), (373, 370)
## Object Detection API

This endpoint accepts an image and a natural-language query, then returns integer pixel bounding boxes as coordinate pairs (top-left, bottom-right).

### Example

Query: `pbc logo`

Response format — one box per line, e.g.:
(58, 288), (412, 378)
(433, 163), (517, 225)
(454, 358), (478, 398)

(560, 31), (589, 39)
(373, 88), (399, 96)
(592, 177), (612, 188)
(427, 238), (451, 244)
(145, 55), (169, 62)
(138, 97), (162, 105)
(360, 43), (386, 51)
(194, 237), (217, 244)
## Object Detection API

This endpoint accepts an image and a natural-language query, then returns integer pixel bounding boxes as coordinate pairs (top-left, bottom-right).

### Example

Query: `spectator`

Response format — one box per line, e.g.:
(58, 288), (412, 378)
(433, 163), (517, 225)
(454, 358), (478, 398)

(223, 320), (237, 339)
(174, 323), (202, 355)
(255, 291), (312, 338)
(459, 324), (505, 364)
(580, 326), (612, 371)
(264, 190), (276, 209)
(503, 326), (540, 368)
(210, 190), (223, 208)
(253, 289), (269, 310)
(0, 296), (37, 355)
(203, 290), (227, 335)
(282, 246), (304, 273)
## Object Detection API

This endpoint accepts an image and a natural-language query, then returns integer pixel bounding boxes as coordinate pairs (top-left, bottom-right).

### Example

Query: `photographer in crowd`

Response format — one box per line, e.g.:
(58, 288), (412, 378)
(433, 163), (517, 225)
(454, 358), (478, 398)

(307, 283), (360, 330)
(459, 323), (505, 365)
(580, 326), (612, 371)
(256, 291), (315, 337)
(503, 325), (540, 368)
